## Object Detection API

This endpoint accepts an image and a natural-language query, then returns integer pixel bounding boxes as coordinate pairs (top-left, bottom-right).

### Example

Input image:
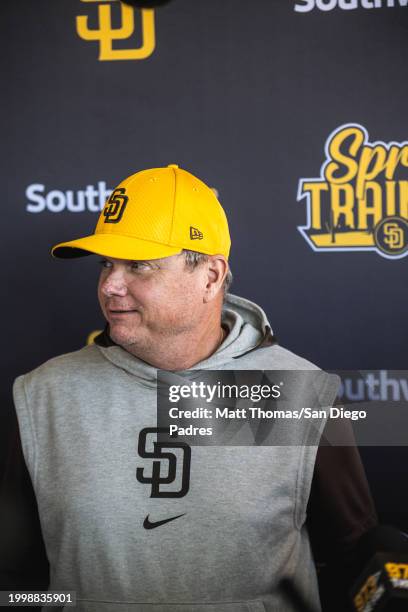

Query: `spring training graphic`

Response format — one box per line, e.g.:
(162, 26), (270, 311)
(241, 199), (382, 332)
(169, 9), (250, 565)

(297, 123), (408, 259)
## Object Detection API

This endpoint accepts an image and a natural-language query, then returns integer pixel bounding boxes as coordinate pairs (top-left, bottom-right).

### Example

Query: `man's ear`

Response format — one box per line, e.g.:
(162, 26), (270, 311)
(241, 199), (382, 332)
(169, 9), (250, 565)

(203, 256), (228, 303)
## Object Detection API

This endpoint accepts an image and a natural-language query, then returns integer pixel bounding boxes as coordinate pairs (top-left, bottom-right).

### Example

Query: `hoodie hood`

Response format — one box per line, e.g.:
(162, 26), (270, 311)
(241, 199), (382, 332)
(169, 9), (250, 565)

(94, 293), (276, 385)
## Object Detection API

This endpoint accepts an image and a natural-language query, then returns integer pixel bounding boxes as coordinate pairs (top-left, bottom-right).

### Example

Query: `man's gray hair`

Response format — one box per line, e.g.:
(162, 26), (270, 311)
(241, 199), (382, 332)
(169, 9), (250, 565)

(182, 249), (233, 296)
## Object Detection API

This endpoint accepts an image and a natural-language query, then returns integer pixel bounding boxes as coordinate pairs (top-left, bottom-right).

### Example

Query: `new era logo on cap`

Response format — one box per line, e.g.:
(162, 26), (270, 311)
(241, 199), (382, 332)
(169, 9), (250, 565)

(190, 226), (203, 240)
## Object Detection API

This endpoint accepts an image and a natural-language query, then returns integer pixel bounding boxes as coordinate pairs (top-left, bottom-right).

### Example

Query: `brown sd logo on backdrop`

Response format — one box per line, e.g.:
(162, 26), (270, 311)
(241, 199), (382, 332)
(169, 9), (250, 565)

(76, 0), (156, 61)
(297, 124), (408, 259)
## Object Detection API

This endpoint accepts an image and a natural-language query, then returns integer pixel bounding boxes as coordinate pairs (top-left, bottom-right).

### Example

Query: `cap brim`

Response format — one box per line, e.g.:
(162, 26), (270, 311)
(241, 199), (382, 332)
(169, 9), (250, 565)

(51, 233), (182, 260)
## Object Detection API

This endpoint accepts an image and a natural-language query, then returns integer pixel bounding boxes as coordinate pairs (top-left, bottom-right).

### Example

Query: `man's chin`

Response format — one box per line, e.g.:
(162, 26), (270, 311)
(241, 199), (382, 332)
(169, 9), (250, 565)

(109, 324), (143, 348)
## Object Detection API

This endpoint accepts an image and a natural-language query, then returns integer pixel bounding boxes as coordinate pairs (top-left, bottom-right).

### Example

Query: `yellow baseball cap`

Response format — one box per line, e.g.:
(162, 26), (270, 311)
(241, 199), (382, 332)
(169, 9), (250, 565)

(51, 165), (231, 260)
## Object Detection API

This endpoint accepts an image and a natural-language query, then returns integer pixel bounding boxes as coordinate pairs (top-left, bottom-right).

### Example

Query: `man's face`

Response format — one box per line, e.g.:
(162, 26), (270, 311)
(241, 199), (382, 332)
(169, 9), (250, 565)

(97, 253), (207, 349)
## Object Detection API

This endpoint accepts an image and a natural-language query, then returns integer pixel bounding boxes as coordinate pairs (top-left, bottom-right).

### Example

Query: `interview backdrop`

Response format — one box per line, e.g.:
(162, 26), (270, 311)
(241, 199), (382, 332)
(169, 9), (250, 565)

(2, 0), (408, 528)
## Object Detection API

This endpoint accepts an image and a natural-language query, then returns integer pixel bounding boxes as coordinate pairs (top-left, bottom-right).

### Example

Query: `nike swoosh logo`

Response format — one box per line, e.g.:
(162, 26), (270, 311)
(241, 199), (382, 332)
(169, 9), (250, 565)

(143, 513), (185, 530)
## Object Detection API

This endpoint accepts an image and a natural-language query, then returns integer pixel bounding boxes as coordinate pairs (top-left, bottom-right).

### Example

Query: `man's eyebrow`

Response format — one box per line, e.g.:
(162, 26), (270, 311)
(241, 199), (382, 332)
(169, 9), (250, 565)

(131, 259), (161, 266)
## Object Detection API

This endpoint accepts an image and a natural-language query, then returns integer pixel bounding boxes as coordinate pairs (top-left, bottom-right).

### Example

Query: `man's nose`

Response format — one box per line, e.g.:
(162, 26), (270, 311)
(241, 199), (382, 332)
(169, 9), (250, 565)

(100, 269), (128, 297)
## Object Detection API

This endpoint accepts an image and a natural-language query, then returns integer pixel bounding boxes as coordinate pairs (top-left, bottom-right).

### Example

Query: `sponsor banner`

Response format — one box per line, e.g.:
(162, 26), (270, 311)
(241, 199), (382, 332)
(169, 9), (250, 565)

(297, 124), (408, 259)
(338, 370), (408, 402)
(294, 0), (408, 12)
(26, 182), (112, 213)
(26, 183), (220, 214)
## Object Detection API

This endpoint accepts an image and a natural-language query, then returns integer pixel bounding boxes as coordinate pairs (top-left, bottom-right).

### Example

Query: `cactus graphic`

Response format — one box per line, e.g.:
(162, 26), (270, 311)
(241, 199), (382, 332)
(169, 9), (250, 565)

(325, 209), (337, 244)
(366, 218), (375, 235)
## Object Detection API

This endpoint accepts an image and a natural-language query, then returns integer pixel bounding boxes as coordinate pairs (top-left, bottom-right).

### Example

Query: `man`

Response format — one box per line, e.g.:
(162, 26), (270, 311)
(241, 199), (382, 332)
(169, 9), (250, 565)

(1, 165), (377, 611)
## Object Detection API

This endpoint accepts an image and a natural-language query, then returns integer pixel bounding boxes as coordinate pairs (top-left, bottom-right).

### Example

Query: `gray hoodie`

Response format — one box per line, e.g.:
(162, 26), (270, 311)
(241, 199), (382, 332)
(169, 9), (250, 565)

(13, 294), (332, 612)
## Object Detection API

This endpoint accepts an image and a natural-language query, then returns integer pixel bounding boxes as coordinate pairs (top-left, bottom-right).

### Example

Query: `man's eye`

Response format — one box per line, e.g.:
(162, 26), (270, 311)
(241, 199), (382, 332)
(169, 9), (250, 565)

(130, 261), (150, 271)
(99, 259), (112, 269)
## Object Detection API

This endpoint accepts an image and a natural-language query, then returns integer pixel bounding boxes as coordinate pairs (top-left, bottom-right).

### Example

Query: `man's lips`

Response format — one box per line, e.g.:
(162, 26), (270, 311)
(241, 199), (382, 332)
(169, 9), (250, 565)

(109, 309), (137, 312)
(108, 308), (139, 315)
